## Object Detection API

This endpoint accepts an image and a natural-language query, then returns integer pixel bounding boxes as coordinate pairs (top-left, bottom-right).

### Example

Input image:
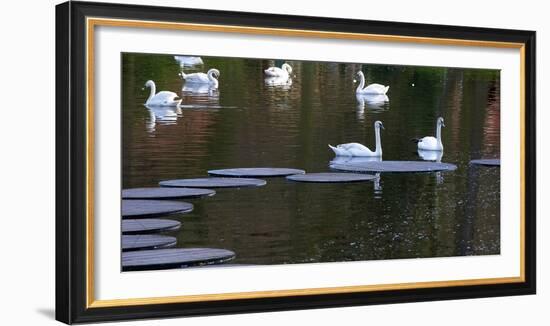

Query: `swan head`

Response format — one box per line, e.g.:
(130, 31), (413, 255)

(437, 117), (445, 127)
(374, 120), (385, 130)
(208, 69), (220, 79)
(144, 80), (155, 88)
(354, 71), (364, 82)
(282, 63), (292, 74)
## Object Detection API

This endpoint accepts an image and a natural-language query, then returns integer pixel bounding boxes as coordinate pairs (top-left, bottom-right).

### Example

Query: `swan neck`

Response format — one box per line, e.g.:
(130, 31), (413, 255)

(374, 126), (382, 155)
(357, 73), (365, 93)
(436, 122), (442, 145)
(146, 82), (156, 104)
(208, 71), (219, 87)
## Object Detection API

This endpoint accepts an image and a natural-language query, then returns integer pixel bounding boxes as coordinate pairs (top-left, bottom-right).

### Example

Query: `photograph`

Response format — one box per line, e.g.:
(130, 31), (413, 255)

(52, 1), (537, 323)
(121, 53), (501, 271)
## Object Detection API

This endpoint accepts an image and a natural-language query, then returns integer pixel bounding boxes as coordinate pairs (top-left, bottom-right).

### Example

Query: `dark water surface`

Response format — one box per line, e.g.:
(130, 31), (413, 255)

(122, 53), (500, 265)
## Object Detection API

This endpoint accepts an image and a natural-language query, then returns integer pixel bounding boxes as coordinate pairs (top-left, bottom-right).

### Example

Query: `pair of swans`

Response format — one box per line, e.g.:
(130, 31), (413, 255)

(329, 117), (445, 158)
(144, 68), (220, 106)
(180, 68), (220, 89)
(174, 56), (203, 66)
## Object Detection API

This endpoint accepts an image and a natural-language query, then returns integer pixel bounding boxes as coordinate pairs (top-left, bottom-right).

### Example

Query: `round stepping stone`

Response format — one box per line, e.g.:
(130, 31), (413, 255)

(122, 234), (177, 251)
(122, 187), (215, 199)
(208, 167), (305, 177)
(330, 161), (457, 173)
(286, 172), (377, 183)
(122, 248), (236, 271)
(122, 200), (193, 218)
(470, 159), (500, 166)
(122, 219), (181, 234)
(159, 177), (267, 188)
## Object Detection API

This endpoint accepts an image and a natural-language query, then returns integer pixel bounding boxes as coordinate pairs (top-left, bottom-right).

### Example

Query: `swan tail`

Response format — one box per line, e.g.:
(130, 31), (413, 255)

(179, 72), (187, 79)
(328, 144), (340, 155)
(329, 144), (349, 156)
(384, 86), (390, 94)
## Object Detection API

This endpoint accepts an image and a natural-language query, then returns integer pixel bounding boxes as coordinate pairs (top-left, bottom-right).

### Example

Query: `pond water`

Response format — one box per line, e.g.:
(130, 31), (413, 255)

(122, 53), (500, 265)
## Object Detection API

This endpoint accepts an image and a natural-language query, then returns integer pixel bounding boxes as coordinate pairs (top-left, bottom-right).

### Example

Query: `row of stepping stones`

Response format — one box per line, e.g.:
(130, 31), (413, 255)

(121, 187), (233, 271)
(122, 160), (499, 271)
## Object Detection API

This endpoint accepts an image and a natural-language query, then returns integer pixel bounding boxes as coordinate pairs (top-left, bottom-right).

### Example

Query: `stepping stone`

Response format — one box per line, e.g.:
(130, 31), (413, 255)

(122, 200), (193, 218)
(159, 177), (266, 188)
(122, 187), (215, 199)
(208, 167), (305, 177)
(122, 248), (236, 271)
(286, 172), (377, 183)
(122, 219), (181, 234)
(470, 159), (500, 166)
(122, 234), (177, 251)
(330, 160), (457, 173)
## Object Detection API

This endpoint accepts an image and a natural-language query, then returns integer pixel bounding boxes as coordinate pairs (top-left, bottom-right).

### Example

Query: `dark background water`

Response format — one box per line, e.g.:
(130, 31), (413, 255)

(122, 53), (500, 265)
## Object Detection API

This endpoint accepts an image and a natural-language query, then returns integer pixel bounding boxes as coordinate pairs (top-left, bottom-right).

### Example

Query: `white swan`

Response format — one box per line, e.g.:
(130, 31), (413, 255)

(355, 71), (389, 95)
(264, 63), (292, 78)
(174, 56), (203, 66)
(143, 80), (181, 107)
(180, 68), (220, 88)
(414, 117), (445, 151)
(329, 121), (384, 157)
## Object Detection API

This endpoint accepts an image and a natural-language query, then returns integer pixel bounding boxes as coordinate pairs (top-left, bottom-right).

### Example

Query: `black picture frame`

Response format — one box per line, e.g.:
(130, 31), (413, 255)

(56, 1), (536, 324)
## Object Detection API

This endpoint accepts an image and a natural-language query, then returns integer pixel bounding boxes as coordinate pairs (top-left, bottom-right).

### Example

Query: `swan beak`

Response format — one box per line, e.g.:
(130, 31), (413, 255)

(353, 79), (357, 83)
(141, 87), (145, 91)
(381, 125), (385, 130)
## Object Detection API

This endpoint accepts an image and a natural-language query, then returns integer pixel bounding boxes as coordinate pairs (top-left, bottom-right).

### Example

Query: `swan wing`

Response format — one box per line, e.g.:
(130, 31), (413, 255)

(361, 83), (389, 95)
(148, 91), (181, 106)
(337, 142), (370, 151)
(347, 146), (376, 156)
(329, 145), (351, 156)
(417, 136), (439, 150)
(183, 72), (209, 83)
(155, 91), (179, 100)
(264, 67), (286, 77)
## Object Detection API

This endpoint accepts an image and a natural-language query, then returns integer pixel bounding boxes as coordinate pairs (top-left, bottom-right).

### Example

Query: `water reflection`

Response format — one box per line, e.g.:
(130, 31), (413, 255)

(144, 105), (181, 133)
(264, 76), (293, 89)
(182, 83), (219, 95)
(356, 94), (389, 120)
(330, 156), (383, 164)
(180, 85), (221, 110)
(417, 149), (443, 162)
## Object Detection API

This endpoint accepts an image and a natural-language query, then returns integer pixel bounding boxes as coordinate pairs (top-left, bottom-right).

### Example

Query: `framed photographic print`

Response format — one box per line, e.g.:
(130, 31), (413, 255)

(56, 1), (536, 324)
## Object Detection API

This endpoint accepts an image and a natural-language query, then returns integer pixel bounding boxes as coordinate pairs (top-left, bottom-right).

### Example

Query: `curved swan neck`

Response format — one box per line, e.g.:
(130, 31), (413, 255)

(374, 125), (382, 155)
(208, 70), (219, 87)
(356, 72), (365, 93)
(146, 81), (156, 103)
(282, 63), (292, 74)
(436, 122), (443, 145)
